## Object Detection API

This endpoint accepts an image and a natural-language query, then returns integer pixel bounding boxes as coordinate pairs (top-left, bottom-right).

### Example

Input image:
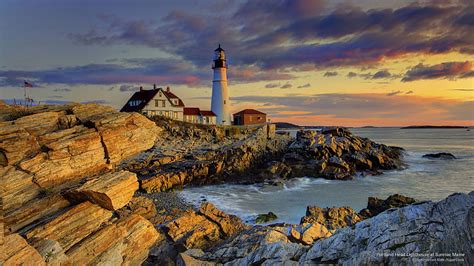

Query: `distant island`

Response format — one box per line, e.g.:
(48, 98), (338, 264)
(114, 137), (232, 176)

(401, 125), (469, 129)
(274, 122), (301, 129)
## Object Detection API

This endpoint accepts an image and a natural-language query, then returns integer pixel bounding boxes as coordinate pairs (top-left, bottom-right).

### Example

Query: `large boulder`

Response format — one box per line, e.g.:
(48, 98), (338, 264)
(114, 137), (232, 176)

(13, 111), (62, 137)
(0, 123), (40, 166)
(19, 126), (108, 188)
(2, 234), (46, 266)
(66, 214), (162, 265)
(359, 194), (417, 218)
(67, 170), (138, 210)
(0, 166), (41, 213)
(26, 201), (112, 251)
(423, 152), (457, 160)
(300, 206), (363, 231)
(300, 192), (474, 265)
(164, 203), (245, 250)
(93, 112), (162, 165)
(4, 194), (70, 234)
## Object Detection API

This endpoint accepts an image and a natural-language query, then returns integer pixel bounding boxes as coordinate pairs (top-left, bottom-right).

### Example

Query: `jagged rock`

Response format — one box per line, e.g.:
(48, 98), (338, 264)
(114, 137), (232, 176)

(359, 194), (417, 218)
(177, 253), (216, 266)
(300, 206), (363, 231)
(71, 103), (116, 123)
(117, 196), (158, 221)
(66, 214), (162, 265)
(165, 203), (245, 250)
(165, 210), (221, 250)
(198, 202), (246, 237)
(284, 128), (404, 180)
(256, 212), (278, 224)
(289, 223), (332, 245)
(26, 201), (112, 251)
(201, 227), (304, 264)
(94, 112), (161, 165)
(32, 238), (69, 265)
(117, 214), (163, 265)
(19, 126), (107, 188)
(0, 123), (40, 166)
(13, 111), (61, 136)
(68, 170), (138, 210)
(0, 166), (41, 213)
(423, 152), (457, 159)
(58, 114), (79, 129)
(300, 192), (474, 265)
(5, 194), (70, 234)
(2, 234), (46, 266)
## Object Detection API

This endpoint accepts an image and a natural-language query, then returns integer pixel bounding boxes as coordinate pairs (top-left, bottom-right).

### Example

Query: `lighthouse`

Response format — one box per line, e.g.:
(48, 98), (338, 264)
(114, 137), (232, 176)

(211, 44), (231, 125)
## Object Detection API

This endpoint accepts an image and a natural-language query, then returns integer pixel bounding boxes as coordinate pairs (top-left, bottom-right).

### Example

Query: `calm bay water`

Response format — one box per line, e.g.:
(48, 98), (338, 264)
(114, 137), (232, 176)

(179, 128), (474, 224)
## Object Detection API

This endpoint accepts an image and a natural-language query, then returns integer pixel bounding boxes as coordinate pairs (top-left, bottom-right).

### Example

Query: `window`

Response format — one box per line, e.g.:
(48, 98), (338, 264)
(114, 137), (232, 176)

(159, 92), (162, 97)
(258, 116), (262, 120)
(249, 116), (253, 122)
(224, 100), (226, 104)
(155, 99), (159, 107)
(162, 100), (166, 107)
(165, 111), (169, 117)
(173, 112), (178, 119)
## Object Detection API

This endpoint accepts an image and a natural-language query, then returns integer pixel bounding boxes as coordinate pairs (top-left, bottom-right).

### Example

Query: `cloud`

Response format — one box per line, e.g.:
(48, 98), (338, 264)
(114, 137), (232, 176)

(298, 83), (311, 88)
(265, 83), (280, 88)
(405, 90), (414, 94)
(66, 2), (474, 73)
(372, 70), (391, 79)
(323, 71), (338, 77)
(402, 61), (473, 82)
(387, 90), (402, 96)
(280, 83), (293, 89)
(231, 93), (474, 125)
(119, 84), (139, 92)
(53, 88), (71, 92)
(347, 72), (358, 78)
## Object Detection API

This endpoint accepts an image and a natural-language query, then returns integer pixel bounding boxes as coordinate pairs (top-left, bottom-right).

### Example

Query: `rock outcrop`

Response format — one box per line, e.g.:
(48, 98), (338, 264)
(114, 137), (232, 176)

(300, 205), (363, 231)
(280, 127), (405, 180)
(164, 203), (247, 250)
(300, 192), (474, 265)
(359, 194), (417, 218)
(423, 152), (457, 159)
(2, 234), (46, 266)
(67, 170), (138, 210)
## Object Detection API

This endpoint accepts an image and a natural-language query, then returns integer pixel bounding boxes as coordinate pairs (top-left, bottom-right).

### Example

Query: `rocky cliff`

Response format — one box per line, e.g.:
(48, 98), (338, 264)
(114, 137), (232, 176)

(1, 103), (163, 265)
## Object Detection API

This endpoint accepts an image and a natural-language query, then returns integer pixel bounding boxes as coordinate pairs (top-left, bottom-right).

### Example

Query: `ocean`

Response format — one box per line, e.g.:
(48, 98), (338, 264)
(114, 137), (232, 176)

(179, 128), (474, 224)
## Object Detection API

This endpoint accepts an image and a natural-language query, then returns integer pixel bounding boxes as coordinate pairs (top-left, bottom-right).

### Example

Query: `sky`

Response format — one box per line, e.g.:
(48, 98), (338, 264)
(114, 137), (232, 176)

(0, 0), (473, 126)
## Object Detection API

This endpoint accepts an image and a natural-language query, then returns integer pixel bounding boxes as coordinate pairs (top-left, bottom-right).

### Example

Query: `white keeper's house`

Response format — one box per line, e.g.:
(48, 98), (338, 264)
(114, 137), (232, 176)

(120, 85), (216, 125)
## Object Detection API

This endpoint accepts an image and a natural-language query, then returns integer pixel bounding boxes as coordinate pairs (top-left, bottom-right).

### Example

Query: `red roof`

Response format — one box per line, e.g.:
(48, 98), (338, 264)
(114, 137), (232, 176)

(184, 107), (200, 116)
(233, 109), (266, 116)
(163, 90), (185, 107)
(184, 108), (216, 117)
(200, 110), (216, 117)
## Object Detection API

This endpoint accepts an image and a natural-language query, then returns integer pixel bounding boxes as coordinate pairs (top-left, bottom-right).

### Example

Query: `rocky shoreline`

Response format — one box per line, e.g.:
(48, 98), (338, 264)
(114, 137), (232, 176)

(1, 102), (472, 265)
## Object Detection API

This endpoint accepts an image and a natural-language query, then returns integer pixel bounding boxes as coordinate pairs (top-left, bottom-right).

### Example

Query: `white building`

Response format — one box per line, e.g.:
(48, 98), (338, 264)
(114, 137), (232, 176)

(211, 44), (231, 125)
(121, 85), (216, 125)
(121, 85), (184, 120)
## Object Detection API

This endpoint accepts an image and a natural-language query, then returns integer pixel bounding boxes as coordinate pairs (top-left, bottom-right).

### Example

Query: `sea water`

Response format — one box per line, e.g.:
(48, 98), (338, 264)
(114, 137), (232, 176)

(179, 128), (474, 224)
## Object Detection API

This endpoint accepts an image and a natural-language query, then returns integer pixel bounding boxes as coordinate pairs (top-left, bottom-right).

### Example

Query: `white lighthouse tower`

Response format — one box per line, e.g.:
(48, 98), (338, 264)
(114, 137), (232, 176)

(211, 44), (231, 125)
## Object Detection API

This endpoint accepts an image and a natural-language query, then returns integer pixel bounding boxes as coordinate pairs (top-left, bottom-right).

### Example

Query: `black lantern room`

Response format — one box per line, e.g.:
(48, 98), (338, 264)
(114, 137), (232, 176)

(212, 44), (227, 69)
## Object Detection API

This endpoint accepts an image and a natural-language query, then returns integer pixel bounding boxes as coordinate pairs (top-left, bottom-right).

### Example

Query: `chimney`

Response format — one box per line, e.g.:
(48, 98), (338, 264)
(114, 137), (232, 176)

(139, 86), (143, 91)
(153, 84), (156, 90)
(166, 86), (170, 92)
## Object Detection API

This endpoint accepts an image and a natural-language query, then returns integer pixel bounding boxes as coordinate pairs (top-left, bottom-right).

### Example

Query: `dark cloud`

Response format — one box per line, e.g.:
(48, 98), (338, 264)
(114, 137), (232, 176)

(119, 84), (139, 92)
(298, 83), (311, 88)
(406, 90), (414, 94)
(281, 83), (293, 89)
(53, 88), (71, 92)
(452, 88), (474, 91)
(387, 90), (402, 96)
(265, 83), (280, 88)
(402, 61), (473, 82)
(323, 71), (338, 77)
(66, 1), (474, 74)
(372, 70), (391, 79)
(347, 72), (358, 78)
